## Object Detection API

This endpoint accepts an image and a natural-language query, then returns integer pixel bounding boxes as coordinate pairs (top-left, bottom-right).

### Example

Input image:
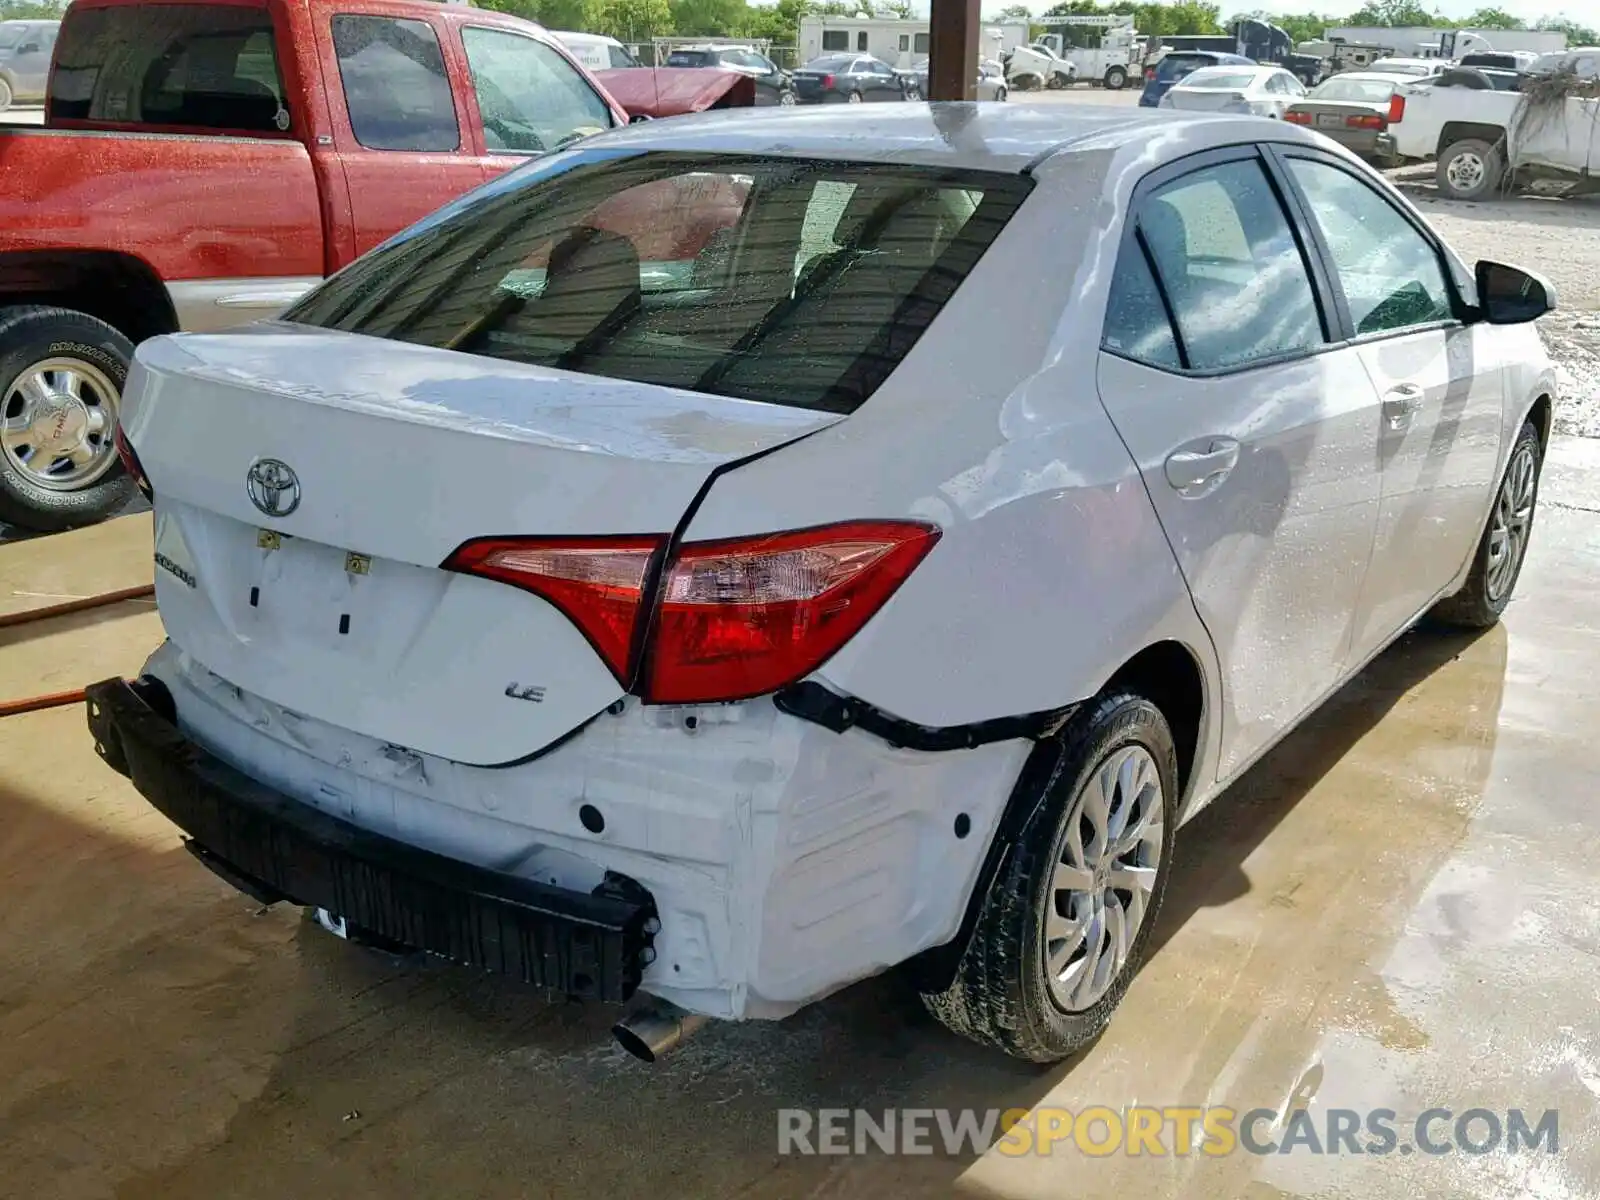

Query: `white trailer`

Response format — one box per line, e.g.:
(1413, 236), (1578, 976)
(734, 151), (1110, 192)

(796, 16), (1027, 70)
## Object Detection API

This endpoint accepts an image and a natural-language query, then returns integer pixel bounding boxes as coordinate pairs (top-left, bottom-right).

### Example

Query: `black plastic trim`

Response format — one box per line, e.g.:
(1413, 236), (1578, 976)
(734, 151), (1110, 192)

(85, 678), (656, 1002)
(774, 679), (1075, 752)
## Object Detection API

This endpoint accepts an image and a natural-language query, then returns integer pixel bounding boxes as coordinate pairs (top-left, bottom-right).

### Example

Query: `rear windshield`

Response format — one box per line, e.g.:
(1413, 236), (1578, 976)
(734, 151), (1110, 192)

(1157, 54), (1216, 81)
(802, 56), (854, 72)
(666, 50), (714, 67)
(286, 151), (1030, 415)
(49, 3), (286, 133)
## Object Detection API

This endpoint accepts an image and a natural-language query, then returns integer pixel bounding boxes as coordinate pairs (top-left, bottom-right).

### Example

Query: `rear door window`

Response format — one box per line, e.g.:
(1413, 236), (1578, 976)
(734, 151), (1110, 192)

(49, 3), (289, 133)
(1133, 157), (1325, 371)
(332, 15), (459, 152)
(287, 153), (1031, 414)
(1157, 54), (1211, 82)
(461, 26), (614, 154)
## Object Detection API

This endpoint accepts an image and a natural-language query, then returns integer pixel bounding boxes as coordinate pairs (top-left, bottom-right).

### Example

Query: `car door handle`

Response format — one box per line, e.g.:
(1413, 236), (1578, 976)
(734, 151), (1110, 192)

(1383, 384), (1424, 429)
(1165, 437), (1241, 495)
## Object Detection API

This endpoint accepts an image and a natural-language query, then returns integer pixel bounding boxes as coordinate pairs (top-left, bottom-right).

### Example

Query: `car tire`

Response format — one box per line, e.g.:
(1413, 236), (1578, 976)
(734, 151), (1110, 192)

(847, 90), (863, 103)
(0, 306), (136, 532)
(1432, 420), (1542, 629)
(997, 86), (1008, 102)
(0, 76), (13, 114)
(779, 88), (797, 106)
(1104, 65), (1128, 90)
(921, 691), (1179, 1063)
(1437, 137), (1506, 201)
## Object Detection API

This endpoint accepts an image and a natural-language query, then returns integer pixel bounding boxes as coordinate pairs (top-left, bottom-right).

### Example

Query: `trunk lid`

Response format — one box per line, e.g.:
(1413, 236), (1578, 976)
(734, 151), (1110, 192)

(126, 327), (839, 765)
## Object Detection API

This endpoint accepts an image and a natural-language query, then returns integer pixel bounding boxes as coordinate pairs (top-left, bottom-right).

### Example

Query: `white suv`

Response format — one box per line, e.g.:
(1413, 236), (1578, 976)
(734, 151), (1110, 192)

(93, 105), (1556, 1063)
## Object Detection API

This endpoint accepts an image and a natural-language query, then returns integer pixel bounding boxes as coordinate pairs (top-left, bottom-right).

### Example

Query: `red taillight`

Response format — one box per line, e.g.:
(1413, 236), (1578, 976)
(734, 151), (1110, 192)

(822, 73), (834, 87)
(443, 536), (664, 684)
(643, 521), (939, 704)
(1285, 110), (1312, 124)
(446, 520), (941, 705)
(1388, 92), (1405, 124)
(114, 426), (152, 498)
(1145, 67), (1155, 80)
(1346, 113), (1386, 130)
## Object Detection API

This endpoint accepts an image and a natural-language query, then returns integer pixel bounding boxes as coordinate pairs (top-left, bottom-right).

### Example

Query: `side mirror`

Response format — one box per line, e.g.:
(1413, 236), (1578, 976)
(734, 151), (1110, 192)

(1475, 260), (1555, 324)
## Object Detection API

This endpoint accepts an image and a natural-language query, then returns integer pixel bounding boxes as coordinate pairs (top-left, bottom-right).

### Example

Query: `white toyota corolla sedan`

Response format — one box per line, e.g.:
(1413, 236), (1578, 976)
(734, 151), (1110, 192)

(92, 105), (1556, 1064)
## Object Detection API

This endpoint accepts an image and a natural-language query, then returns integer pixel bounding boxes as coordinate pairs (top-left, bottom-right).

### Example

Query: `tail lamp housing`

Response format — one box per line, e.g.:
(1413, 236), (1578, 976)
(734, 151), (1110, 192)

(1388, 92), (1406, 124)
(445, 520), (940, 705)
(114, 426), (152, 499)
(1346, 113), (1386, 130)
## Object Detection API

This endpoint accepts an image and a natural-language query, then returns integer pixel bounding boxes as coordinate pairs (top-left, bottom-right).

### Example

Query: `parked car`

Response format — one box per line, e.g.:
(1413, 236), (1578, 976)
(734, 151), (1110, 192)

(94, 105), (1555, 1066)
(901, 57), (1009, 101)
(1456, 50), (1537, 72)
(791, 53), (909, 103)
(0, 18), (57, 112)
(1380, 49), (1600, 200)
(1284, 71), (1413, 163)
(1138, 49), (1255, 106)
(552, 30), (641, 71)
(1159, 64), (1306, 117)
(0, 0), (629, 532)
(662, 44), (793, 105)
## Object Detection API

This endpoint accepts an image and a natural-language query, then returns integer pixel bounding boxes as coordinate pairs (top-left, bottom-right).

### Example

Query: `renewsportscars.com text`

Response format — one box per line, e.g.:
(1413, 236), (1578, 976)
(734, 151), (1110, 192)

(777, 1106), (1559, 1158)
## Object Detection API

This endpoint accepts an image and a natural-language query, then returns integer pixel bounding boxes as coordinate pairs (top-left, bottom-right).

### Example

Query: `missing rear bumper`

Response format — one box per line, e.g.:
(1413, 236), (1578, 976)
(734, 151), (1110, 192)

(85, 677), (657, 1002)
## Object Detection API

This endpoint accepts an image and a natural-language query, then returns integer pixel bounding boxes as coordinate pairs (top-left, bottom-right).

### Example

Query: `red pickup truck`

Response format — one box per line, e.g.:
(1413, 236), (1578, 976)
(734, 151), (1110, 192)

(0, 0), (638, 531)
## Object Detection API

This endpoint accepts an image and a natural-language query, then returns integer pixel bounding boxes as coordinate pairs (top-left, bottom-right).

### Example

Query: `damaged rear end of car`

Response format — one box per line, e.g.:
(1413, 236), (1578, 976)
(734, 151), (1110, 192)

(88, 140), (1050, 1050)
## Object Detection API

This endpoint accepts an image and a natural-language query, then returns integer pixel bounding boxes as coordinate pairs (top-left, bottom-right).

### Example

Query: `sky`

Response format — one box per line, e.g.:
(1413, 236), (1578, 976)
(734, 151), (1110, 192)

(965, 0), (1590, 20)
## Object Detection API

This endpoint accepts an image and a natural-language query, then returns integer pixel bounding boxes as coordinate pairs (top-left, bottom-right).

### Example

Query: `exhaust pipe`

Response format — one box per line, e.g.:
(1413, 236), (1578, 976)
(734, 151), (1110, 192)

(612, 998), (710, 1063)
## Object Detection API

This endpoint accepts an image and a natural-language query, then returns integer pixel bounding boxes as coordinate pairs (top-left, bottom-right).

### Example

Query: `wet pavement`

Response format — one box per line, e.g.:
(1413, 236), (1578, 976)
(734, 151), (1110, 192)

(2, 439), (1599, 1199)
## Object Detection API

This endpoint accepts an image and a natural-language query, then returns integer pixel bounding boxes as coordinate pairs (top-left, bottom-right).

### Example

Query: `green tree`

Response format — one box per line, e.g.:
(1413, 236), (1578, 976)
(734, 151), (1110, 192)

(1537, 17), (1599, 46)
(593, 0), (672, 40)
(744, 0), (810, 46)
(996, 4), (1035, 18)
(667, 0), (748, 36)
(1344, 1), (1436, 25)
(1461, 7), (1523, 30)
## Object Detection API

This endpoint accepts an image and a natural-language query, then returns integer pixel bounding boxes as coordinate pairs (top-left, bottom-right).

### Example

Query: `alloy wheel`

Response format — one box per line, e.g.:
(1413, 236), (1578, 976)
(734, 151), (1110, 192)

(1486, 439), (1537, 601)
(1044, 745), (1165, 1012)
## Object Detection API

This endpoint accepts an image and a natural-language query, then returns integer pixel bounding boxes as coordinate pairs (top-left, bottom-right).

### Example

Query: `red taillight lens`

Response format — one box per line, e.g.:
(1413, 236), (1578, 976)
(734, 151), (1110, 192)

(822, 73), (834, 87)
(1285, 110), (1312, 125)
(643, 520), (940, 704)
(1145, 67), (1155, 80)
(114, 426), (152, 498)
(443, 536), (664, 684)
(1346, 113), (1386, 130)
(1388, 92), (1405, 124)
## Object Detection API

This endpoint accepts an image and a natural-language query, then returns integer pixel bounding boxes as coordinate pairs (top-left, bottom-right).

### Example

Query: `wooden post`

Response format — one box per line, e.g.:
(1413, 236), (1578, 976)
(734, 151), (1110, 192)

(927, 0), (980, 101)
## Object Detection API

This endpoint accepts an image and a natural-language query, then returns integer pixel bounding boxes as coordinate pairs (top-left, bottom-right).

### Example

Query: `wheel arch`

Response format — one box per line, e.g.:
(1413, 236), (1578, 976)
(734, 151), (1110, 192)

(0, 250), (179, 347)
(1437, 122), (1507, 158)
(1525, 391), (1553, 452)
(906, 636), (1212, 993)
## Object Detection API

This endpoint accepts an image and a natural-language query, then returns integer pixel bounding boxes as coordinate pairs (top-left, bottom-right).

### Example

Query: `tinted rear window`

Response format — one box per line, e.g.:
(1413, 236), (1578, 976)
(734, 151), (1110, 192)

(287, 152), (1030, 415)
(1157, 54), (1214, 81)
(801, 56), (854, 72)
(49, 3), (287, 132)
(666, 50), (714, 67)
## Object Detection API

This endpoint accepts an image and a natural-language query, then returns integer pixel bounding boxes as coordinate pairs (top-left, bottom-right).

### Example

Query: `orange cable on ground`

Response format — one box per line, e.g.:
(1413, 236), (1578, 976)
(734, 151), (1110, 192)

(0, 583), (155, 719)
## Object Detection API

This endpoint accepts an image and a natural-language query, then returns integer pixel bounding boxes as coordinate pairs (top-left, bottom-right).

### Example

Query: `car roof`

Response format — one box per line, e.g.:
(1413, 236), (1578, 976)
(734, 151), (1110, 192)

(583, 103), (1327, 173)
(1176, 64), (1277, 82)
(1322, 71), (1411, 84)
(1168, 50), (1252, 62)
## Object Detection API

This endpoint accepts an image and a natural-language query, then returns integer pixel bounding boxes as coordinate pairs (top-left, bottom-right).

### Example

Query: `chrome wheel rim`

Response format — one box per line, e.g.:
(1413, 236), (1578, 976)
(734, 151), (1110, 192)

(0, 356), (121, 490)
(779, 89), (797, 106)
(1486, 441), (1537, 601)
(1044, 745), (1165, 1013)
(1447, 151), (1486, 193)
(847, 91), (863, 103)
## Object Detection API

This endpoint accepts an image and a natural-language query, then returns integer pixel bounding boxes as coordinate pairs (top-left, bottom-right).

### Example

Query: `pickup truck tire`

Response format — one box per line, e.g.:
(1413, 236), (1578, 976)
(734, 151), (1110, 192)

(1437, 137), (1506, 201)
(1104, 66), (1128, 90)
(921, 692), (1178, 1062)
(0, 306), (136, 532)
